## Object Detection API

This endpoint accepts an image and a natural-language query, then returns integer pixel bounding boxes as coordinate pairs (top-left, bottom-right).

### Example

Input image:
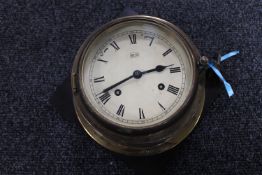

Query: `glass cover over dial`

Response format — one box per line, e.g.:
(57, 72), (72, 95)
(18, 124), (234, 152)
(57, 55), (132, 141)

(80, 19), (195, 128)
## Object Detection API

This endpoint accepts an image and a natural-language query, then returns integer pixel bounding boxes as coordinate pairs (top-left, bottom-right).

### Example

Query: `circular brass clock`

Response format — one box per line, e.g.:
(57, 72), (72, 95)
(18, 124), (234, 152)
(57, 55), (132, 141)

(71, 15), (205, 156)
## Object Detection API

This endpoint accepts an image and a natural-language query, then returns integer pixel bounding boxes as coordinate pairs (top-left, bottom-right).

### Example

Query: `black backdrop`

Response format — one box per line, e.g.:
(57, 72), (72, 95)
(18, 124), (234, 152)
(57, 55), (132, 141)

(0, 1), (261, 174)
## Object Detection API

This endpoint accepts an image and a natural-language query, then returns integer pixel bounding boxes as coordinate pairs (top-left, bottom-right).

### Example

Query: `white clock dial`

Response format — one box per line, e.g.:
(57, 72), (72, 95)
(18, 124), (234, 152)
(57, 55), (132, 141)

(80, 21), (195, 128)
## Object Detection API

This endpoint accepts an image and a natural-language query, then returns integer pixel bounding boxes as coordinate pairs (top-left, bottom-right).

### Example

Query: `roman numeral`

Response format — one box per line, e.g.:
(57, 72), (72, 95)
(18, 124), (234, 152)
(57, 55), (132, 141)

(99, 92), (111, 104)
(162, 49), (172, 57)
(169, 67), (181, 73)
(144, 36), (154, 46)
(110, 41), (120, 51)
(158, 102), (165, 111)
(94, 76), (105, 83)
(128, 34), (136, 44)
(116, 104), (125, 116)
(97, 59), (108, 63)
(139, 108), (145, 119)
(99, 48), (109, 57)
(103, 48), (108, 53)
(167, 85), (179, 95)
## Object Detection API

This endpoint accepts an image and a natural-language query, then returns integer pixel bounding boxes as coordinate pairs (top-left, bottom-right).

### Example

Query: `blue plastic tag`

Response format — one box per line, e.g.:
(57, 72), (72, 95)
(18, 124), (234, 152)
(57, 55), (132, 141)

(220, 50), (240, 62)
(208, 51), (240, 97)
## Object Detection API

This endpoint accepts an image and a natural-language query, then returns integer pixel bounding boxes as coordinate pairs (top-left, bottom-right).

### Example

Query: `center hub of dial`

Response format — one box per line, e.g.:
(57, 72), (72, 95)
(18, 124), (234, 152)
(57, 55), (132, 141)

(133, 70), (143, 79)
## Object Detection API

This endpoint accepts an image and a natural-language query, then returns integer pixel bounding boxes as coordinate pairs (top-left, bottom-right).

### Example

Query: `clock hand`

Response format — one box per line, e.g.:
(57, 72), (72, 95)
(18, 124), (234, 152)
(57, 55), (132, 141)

(142, 64), (174, 74)
(101, 74), (134, 93)
(100, 64), (174, 94)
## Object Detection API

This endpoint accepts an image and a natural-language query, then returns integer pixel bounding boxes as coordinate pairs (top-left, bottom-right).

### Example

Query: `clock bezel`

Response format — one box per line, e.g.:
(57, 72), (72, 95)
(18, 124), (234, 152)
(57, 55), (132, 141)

(72, 15), (200, 134)
(71, 15), (206, 155)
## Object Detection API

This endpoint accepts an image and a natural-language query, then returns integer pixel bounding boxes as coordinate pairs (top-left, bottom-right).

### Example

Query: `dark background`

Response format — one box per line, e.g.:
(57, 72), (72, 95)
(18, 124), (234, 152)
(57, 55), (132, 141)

(0, 0), (261, 174)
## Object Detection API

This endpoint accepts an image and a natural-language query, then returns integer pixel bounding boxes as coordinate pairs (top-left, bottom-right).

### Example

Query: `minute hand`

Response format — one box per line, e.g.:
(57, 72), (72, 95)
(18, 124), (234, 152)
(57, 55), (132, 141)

(102, 75), (134, 93)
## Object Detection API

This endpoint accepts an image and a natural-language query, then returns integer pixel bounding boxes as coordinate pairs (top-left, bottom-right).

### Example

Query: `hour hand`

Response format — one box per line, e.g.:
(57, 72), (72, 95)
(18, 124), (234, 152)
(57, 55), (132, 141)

(142, 64), (174, 74)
